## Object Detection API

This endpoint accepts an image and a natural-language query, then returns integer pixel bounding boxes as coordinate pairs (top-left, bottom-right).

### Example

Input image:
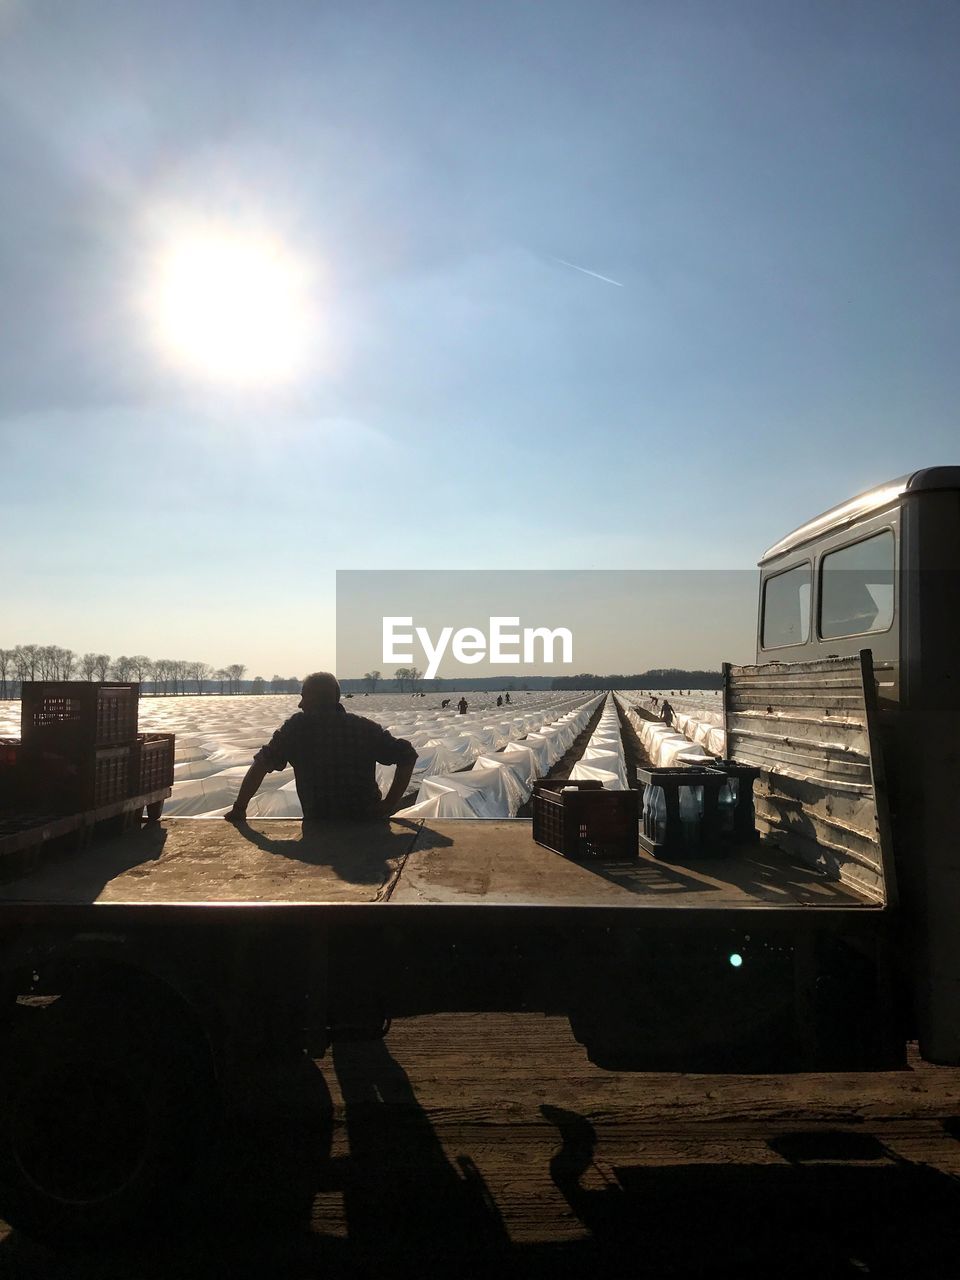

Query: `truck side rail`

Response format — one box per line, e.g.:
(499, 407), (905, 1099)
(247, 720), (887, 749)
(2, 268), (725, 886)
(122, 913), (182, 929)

(722, 651), (897, 907)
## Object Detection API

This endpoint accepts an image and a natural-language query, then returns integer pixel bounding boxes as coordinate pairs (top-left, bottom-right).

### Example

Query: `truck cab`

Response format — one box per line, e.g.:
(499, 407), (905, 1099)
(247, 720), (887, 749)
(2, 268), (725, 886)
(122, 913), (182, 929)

(756, 467), (960, 1063)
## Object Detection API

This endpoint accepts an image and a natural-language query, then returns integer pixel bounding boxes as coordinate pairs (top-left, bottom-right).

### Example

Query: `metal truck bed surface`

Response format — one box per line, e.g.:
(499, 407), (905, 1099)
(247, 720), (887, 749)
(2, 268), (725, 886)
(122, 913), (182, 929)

(0, 817), (879, 912)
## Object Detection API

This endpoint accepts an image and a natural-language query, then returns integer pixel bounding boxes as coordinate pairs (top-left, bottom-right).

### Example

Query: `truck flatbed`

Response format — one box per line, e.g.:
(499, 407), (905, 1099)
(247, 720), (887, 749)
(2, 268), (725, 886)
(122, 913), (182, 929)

(0, 817), (879, 913)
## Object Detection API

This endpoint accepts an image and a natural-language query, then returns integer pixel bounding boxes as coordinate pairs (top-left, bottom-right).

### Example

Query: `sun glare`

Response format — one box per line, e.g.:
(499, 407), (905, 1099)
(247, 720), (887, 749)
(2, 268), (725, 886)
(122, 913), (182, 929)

(150, 224), (315, 387)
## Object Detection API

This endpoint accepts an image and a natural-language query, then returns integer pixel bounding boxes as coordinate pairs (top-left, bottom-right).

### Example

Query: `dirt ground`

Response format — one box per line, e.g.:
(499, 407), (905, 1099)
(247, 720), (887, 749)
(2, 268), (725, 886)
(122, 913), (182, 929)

(2, 1012), (960, 1279)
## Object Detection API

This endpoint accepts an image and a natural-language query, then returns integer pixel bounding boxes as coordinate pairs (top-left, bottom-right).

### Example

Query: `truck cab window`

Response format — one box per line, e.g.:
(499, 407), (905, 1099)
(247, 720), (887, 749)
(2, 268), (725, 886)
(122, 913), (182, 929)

(819, 530), (895, 640)
(761, 563), (811, 648)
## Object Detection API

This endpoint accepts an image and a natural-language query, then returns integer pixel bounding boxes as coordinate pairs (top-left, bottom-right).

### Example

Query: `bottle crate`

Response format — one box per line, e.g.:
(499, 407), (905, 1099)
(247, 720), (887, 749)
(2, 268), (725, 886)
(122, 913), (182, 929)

(636, 766), (728, 858)
(710, 759), (761, 842)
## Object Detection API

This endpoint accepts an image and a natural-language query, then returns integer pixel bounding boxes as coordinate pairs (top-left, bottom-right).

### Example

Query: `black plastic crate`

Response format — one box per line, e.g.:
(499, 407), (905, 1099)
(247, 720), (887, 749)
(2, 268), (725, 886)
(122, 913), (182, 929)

(21, 682), (139, 749)
(636, 766), (728, 858)
(0, 739), (20, 811)
(532, 780), (639, 861)
(133, 733), (175, 794)
(710, 759), (761, 842)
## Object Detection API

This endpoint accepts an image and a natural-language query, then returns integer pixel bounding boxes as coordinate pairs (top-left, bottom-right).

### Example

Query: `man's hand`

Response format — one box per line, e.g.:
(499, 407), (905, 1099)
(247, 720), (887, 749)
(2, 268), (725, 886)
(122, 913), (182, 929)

(370, 797), (398, 820)
(226, 761), (269, 824)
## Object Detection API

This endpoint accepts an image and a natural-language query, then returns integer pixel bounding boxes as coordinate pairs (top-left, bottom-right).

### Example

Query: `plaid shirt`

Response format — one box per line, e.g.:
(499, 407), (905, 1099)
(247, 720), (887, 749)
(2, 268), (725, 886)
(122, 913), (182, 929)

(254, 706), (417, 819)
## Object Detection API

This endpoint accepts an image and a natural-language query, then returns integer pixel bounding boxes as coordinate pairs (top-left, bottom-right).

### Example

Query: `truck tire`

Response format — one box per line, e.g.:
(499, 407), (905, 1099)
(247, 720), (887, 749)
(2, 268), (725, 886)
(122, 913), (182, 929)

(0, 990), (216, 1243)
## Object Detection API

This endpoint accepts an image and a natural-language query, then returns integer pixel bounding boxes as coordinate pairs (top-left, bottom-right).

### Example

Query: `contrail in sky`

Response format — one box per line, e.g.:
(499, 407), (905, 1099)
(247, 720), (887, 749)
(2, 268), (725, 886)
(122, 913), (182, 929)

(553, 257), (624, 287)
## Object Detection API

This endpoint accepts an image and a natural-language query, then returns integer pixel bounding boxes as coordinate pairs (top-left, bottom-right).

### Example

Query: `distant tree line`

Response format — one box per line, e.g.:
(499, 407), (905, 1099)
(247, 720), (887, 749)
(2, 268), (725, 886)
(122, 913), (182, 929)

(0, 645), (302, 698)
(550, 669), (723, 690)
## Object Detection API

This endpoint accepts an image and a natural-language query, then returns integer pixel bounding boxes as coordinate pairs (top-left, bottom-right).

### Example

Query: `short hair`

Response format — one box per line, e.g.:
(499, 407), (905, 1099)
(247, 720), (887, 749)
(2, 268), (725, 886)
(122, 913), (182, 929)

(301, 671), (341, 704)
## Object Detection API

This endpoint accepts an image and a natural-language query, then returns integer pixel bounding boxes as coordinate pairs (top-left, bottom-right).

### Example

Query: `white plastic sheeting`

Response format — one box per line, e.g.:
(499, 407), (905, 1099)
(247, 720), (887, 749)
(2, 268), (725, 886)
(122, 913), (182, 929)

(628, 692), (726, 757)
(377, 695), (593, 789)
(615, 695), (716, 768)
(394, 695), (603, 819)
(396, 764), (528, 820)
(675, 714), (726, 756)
(0, 692), (601, 819)
(568, 694), (629, 790)
(144, 691), (598, 818)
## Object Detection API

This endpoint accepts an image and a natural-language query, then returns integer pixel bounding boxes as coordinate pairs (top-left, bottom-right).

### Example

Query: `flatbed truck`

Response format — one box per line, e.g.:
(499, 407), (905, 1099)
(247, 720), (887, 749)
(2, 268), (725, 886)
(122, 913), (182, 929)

(0, 466), (957, 1240)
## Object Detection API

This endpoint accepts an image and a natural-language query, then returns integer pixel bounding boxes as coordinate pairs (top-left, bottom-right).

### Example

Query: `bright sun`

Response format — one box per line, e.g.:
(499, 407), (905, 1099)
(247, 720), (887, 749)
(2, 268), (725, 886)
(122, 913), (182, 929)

(151, 225), (315, 387)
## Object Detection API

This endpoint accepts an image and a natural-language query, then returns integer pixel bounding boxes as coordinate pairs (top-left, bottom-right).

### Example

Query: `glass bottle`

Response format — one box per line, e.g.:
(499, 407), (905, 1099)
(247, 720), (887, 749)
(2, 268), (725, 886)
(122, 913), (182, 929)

(643, 783), (667, 843)
(717, 775), (738, 836)
(679, 783), (703, 848)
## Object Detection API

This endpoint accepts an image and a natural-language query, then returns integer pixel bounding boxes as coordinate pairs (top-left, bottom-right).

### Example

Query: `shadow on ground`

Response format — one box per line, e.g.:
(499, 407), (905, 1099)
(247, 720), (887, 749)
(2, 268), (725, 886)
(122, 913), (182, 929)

(3, 1065), (960, 1278)
(538, 1104), (960, 1279)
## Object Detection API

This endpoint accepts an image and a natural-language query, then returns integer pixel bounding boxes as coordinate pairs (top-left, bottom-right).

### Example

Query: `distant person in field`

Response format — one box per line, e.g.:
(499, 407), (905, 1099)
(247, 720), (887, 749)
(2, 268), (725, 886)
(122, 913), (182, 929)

(496, 695), (503, 707)
(660, 699), (674, 727)
(441, 698), (450, 709)
(225, 672), (417, 823)
(457, 696), (468, 715)
(504, 692), (511, 705)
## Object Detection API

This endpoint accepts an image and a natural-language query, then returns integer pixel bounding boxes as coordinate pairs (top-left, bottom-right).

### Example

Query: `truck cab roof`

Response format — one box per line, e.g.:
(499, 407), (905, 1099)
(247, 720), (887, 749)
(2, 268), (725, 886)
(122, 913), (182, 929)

(759, 467), (960, 565)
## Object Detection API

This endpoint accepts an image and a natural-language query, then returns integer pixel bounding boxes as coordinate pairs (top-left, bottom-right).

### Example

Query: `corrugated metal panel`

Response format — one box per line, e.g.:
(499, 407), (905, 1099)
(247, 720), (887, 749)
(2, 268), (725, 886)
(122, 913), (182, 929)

(723, 653), (896, 906)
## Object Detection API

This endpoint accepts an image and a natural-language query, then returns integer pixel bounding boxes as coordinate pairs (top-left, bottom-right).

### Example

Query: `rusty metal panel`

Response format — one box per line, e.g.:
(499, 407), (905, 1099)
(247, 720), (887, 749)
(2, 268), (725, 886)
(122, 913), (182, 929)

(723, 653), (897, 906)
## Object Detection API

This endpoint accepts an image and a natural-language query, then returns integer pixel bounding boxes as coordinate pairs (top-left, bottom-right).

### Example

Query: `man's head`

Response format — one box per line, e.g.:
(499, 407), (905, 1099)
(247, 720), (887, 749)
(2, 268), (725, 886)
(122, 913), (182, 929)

(300, 671), (341, 712)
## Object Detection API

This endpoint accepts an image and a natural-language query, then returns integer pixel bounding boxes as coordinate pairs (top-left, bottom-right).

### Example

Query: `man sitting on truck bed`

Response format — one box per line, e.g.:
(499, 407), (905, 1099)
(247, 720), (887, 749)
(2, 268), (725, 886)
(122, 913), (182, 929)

(225, 672), (418, 822)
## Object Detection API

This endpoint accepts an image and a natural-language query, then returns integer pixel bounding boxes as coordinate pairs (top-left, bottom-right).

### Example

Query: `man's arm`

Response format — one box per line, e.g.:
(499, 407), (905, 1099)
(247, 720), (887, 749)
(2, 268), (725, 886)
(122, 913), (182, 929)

(224, 760), (269, 823)
(373, 752), (417, 818)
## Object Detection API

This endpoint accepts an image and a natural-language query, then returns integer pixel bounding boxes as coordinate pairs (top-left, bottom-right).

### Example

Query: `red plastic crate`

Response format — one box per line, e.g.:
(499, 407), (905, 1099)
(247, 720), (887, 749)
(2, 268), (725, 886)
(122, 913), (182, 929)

(532, 780), (639, 860)
(19, 743), (132, 813)
(134, 733), (175, 794)
(85, 746), (132, 809)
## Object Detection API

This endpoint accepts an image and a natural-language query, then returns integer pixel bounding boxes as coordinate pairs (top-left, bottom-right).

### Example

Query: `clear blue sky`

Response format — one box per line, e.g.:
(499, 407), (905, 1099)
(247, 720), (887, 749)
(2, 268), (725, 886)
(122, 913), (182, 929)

(3, 0), (958, 676)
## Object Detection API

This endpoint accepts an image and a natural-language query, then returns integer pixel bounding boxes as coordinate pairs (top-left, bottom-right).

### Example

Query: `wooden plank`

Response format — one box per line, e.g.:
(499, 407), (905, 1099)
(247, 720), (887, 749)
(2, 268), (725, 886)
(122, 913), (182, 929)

(725, 654), (894, 906)
(728, 656), (895, 678)
(740, 763), (872, 799)
(754, 798), (882, 872)
(858, 649), (899, 910)
(7, 1008), (958, 1265)
(725, 714), (870, 752)
(728, 696), (868, 714)
(726, 737), (872, 783)
(754, 774), (879, 828)
(726, 674), (867, 691)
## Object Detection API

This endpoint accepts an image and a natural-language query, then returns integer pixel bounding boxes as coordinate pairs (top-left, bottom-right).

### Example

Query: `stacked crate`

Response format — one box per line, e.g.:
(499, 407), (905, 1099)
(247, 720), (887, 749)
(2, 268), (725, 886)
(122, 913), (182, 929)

(133, 733), (176, 797)
(20, 683), (140, 813)
(0, 740), (20, 812)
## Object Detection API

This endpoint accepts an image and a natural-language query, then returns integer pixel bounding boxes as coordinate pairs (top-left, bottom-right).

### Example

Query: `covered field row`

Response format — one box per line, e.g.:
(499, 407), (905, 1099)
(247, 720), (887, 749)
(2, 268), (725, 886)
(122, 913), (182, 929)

(124, 692), (601, 818)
